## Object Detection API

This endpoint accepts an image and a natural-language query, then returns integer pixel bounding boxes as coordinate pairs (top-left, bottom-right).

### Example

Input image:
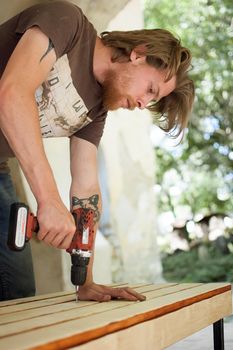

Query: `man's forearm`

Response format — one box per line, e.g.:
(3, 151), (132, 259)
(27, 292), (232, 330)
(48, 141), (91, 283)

(71, 193), (102, 285)
(0, 27), (59, 204)
(0, 85), (76, 250)
(0, 88), (60, 204)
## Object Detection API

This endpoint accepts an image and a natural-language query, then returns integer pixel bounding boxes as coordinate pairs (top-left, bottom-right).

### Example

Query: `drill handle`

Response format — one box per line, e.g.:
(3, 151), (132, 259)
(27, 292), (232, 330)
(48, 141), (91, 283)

(7, 202), (39, 251)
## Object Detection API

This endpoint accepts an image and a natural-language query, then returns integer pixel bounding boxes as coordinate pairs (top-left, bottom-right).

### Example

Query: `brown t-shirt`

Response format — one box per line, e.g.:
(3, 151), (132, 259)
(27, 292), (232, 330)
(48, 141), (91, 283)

(0, 1), (107, 162)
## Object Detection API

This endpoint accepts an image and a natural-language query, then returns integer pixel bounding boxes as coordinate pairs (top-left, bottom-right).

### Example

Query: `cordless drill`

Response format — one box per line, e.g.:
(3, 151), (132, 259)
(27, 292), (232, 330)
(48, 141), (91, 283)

(7, 202), (95, 301)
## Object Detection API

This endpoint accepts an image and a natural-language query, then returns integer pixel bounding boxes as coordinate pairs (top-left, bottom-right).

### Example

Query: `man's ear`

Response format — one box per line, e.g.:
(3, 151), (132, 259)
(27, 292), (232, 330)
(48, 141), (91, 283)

(130, 49), (146, 65)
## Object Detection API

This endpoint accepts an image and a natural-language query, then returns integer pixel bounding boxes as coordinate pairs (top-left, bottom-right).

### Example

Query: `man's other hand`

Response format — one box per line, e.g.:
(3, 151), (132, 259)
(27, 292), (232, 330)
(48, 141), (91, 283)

(78, 282), (146, 302)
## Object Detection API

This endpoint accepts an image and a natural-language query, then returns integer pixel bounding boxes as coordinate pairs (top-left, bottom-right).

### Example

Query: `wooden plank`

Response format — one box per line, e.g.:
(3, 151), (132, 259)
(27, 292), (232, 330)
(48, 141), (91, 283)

(0, 283), (186, 326)
(0, 283), (176, 317)
(0, 283), (146, 315)
(0, 283), (133, 308)
(0, 283), (231, 350)
(76, 291), (232, 350)
(0, 294), (76, 315)
(0, 290), (74, 308)
(0, 283), (180, 327)
(0, 284), (225, 331)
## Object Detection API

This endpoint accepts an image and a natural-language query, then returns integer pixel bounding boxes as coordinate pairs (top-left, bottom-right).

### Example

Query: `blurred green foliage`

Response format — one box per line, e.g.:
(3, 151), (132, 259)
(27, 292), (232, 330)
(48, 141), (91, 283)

(144, 0), (233, 282)
(162, 248), (233, 282)
(144, 0), (233, 218)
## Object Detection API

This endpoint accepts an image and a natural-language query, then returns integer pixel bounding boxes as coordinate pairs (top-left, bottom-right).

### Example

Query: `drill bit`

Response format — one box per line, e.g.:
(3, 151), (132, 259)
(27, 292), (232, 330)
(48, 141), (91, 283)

(75, 285), (79, 303)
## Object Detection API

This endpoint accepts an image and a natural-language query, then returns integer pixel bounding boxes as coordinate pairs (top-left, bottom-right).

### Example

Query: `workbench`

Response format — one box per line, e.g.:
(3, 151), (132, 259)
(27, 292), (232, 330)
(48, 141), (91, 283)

(0, 283), (232, 350)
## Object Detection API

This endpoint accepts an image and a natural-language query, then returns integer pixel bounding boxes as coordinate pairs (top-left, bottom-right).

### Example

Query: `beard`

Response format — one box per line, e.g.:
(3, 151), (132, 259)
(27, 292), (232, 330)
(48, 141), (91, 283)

(102, 69), (135, 111)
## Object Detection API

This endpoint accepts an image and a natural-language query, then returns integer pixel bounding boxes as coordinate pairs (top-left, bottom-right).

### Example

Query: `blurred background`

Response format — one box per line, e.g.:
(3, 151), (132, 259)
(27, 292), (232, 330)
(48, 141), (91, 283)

(1, 0), (232, 293)
(145, 0), (233, 284)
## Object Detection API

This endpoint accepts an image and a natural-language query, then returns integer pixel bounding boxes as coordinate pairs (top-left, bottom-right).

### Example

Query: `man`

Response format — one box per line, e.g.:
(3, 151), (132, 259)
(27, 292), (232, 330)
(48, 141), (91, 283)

(0, 1), (194, 301)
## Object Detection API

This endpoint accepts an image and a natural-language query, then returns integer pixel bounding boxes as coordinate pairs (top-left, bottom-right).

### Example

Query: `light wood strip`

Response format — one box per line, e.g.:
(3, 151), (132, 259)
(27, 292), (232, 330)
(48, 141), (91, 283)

(0, 283), (138, 315)
(0, 283), (175, 316)
(0, 290), (74, 308)
(0, 283), (230, 349)
(0, 284), (231, 349)
(33, 286), (232, 350)
(0, 283), (136, 308)
(0, 284), (178, 326)
(75, 291), (232, 350)
(0, 283), (179, 327)
(0, 294), (76, 315)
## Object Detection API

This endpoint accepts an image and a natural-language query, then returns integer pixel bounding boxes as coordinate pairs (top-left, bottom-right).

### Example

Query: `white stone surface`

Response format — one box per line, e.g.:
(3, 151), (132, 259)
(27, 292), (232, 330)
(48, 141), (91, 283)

(100, 0), (163, 283)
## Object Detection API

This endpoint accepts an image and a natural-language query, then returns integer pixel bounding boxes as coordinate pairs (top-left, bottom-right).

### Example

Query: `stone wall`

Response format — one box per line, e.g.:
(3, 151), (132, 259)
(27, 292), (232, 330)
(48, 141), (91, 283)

(0, 0), (129, 29)
(100, 0), (163, 283)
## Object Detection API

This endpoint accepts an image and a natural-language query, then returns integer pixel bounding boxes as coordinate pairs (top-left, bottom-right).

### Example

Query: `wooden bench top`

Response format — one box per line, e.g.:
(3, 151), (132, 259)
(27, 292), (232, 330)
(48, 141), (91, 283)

(0, 283), (232, 350)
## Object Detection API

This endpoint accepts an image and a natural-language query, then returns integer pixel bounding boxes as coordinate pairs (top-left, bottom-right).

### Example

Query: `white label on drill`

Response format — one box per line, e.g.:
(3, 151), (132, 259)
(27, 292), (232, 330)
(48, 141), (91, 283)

(82, 227), (89, 245)
(15, 208), (27, 248)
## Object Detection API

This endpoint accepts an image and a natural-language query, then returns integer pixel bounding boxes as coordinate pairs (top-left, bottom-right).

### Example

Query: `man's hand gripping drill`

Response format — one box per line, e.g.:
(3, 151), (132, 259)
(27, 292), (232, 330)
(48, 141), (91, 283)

(7, 202), (95, 302)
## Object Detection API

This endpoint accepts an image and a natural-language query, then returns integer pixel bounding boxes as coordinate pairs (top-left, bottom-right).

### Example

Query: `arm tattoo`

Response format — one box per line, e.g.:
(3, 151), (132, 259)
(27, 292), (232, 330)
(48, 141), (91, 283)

(39, 38), (54, 62)
(72, 195), (100, 224)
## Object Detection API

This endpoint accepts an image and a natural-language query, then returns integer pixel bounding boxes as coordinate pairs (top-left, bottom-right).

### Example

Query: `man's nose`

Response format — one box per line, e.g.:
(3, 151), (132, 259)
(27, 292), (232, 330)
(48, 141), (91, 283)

(136, 96), (152, 109)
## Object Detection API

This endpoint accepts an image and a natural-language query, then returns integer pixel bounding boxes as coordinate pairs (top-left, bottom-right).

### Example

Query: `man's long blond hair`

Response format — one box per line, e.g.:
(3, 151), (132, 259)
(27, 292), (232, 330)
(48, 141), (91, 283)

(101, 29), (194, 138)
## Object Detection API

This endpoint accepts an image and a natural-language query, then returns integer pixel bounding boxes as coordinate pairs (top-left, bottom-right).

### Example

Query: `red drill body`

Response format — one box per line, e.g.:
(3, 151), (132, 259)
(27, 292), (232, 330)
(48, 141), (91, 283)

(7, 203), (94, 293)
(67, 207), (95, 254)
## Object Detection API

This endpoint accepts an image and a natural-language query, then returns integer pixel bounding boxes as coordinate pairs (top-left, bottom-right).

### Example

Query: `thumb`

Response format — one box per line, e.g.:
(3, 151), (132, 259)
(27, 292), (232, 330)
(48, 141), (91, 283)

(99, 294), (111, 302)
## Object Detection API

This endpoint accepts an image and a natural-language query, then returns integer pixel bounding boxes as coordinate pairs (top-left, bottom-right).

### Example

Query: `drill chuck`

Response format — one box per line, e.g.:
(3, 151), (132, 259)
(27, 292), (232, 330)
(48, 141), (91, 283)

(71, 250), (91, 286)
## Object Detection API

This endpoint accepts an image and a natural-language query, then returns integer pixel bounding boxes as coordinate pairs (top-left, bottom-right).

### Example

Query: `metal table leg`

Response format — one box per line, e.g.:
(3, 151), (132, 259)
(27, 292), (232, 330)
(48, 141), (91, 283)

(213, 319), (224, 350)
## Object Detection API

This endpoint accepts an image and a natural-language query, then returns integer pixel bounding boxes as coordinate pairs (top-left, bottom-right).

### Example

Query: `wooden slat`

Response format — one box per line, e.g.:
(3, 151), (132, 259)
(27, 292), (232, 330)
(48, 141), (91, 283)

(0, 283), (134, 308)
(0, 283), (175, 316)
(0, 290), (73, 308)
(0, 284), (180, 328)
(0, 283), (231, 350)
(75, 291), (232, 350)
(0, 283), (146, 315)
(0, 294), (76, 315)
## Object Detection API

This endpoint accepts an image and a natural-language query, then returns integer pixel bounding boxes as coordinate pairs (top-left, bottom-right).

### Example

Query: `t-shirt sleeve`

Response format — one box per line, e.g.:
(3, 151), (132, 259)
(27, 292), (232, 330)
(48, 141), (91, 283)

(15, 1), (85, 58)
(73, 112), (107, 148)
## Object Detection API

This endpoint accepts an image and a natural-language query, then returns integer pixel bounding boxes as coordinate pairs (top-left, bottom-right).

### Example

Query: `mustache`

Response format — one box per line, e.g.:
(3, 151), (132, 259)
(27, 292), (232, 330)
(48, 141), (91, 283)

(102, 75), (137, 111)
(127, 97), (137, 110)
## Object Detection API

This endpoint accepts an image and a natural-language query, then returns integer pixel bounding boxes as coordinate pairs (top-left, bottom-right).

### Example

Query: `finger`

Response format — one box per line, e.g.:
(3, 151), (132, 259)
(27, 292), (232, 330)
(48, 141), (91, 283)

(40, 230), (64, 248)
(40, 231), (55, 245)
(51, 233), (68, 248)
(110, 287), (146, 301)
(79, 288), (111, 302)
(98, 294), (112, 302)
(37, 229), (48, 241)
(88, 287), (112, 302)
(124, 287), (146, 301)
(107, 287), (139, 301)
(57, 234), (73, 250)
(87, 285), (138, 301)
